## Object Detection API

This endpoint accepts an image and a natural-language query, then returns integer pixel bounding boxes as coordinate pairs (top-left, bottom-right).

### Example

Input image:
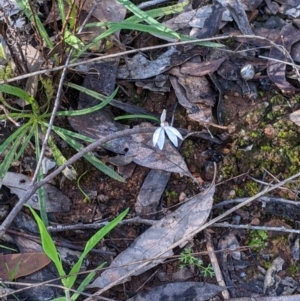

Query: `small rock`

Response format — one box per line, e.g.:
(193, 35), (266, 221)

(228, 190), (236, 198)
(264, 124), (277, 139)
(179, 192), (186, 202)
(173, 267), (194, 281)
(0, 204), (9, 221)
(251, 218), (260, 226)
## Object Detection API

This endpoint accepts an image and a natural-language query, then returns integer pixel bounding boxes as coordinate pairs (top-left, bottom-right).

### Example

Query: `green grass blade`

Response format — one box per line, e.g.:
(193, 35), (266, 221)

(35, 127), (48, 226)
(15, 122), (36, 160)
(115, 114), (160, 123)
(66, 209), (128, 288)
(0, 127), (27, 183)
(57, 0), (66, 23)
(52, 127), (124, 182)
(82, 21), (222, 51)
(15, 0), (53, 48)
(41, 123), (96, 143)
(81, 151), (124, 182)
(0, 84), (35, 102)
(25, 205), (67, 281)
(0, 84), (40, 114)
(108, 22), (180, 41)
(0, 122), (31, 154)
(177, 34), (224, 48)
(70, 268), (100, 300)
(75, 1), (187, 59)
(117, 0), (180, 39)
(64, 29), (85, 50)
(57, 86), (117, 117)
(125, 1), (189, 23)
(71, 26), (117, 61)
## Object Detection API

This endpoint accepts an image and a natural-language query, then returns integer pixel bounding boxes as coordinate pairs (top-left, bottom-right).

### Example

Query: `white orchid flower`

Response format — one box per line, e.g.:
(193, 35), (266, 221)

(153, 109), (183, 150)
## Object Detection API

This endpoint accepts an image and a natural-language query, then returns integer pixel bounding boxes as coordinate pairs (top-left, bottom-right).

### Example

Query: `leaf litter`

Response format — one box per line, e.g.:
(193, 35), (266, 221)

(88, 183), (215, 288)
(2, 0), (300, 300)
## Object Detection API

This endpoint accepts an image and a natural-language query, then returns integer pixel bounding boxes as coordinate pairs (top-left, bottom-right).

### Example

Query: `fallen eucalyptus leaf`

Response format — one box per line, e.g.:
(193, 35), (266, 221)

(267, 24), (300, 93)
(88, 184), (215, 288)
(126, 282), (225, 301)
(135, 169), (170, 216)
(1, 172), (71, 212)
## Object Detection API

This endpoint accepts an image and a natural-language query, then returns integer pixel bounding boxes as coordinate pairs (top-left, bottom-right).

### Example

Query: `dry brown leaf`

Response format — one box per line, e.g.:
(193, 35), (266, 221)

(180, 57), (226, 77)
(126, 282), (225, 301)
(81, 0), (126, 23)
(267, 24), (300, 93)
(88, 184), (215, 288)
(0, 253), (51, 280)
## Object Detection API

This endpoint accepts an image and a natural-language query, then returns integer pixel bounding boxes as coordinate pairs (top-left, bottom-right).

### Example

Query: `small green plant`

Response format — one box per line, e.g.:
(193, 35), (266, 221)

(5, 260), (22, 281)
(0, 84), (123, 225)
(76, 170), (90, 202)
(247, 230), (268, 251)
(179, 248), (215, 278)
(288, 263), (300, 278)
(165, 189), (178, 200)
(26, 204), (129, 301)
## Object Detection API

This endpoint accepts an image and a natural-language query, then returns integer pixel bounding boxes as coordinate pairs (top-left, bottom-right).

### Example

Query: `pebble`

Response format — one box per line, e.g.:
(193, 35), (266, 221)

(179, 192), (186, 202)
(228, 190), (236, 197)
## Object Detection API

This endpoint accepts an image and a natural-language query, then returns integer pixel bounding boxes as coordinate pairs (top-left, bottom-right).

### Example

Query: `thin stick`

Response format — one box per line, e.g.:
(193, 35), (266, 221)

(0, 34), (297, 85)
(204, 230), (230, 299)
(84, 170), (300, 300)
(0, 127), (157, 237)
(0, 105), (20, 126)
(212, 222), (300, 235)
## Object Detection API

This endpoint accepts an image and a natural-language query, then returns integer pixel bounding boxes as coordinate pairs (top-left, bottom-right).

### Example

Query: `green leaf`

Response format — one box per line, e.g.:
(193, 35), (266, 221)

(34, 128), (48, 226)
(25, 205), (67, 282)
(117, 0), (180, 40)
(0, 121), (31, 155)
(0, 84), (35, 102)
(15, 0), (53, 48)
(109, 22), (180, 41)
(52, 127), (124, 182)
(41, 123), (95, 143)
(64, 29), (84, 50)
(0, 123), (32, 182)
(47, 133), (77, 180)
(70, 267), (101, 300)
(124, 1), (189, 24)
(57, 0), (66, 24)
(0, 84), (40, 114)
(72, 27), (117, 61)
(66, 209), (129, 288)
(115, 114), (160, 123)
(58, 85), (117, 117)
(40, 76), (54, 103)
(15, 123), (36, 160)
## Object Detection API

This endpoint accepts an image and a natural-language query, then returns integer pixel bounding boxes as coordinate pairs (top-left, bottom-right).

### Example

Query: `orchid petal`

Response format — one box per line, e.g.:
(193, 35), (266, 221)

(160, 109), (166, 123)
(166, 126), (183, 140)
(165, 127), (179, 147)
(165, 126), (183, 145)
(153, 127), (165, 150)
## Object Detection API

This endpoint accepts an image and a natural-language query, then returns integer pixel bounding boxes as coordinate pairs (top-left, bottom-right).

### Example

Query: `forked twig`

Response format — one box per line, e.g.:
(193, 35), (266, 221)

(0, 105), (20, 126)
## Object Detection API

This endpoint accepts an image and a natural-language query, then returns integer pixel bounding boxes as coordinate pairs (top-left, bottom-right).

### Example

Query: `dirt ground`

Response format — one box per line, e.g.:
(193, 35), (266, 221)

(1, 0), (300, 300)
